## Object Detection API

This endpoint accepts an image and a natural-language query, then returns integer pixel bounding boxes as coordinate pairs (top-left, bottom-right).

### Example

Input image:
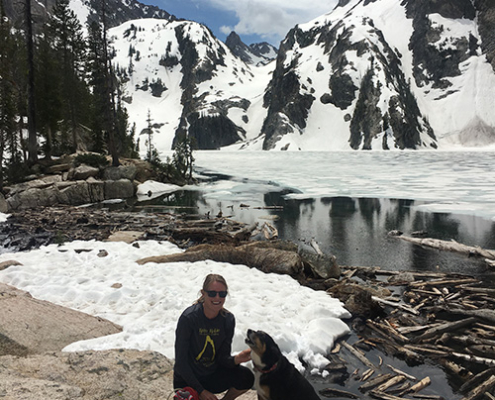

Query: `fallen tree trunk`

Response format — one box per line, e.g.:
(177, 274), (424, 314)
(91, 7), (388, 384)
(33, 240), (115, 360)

(136, 243), (306, 279)
(397, 236), (495, 260)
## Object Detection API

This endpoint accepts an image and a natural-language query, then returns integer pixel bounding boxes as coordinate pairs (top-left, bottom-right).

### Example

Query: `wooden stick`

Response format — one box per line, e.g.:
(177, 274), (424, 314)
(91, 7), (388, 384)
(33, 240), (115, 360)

(409, 377), (431, 393)
(461, 374), (495, 400)
(397, 236), (495, 260)
(386, 364), (416, 381)
(371, 296), (419, 315)
(341, 341), (376, 370)
(361, 368), (375, 381)
(412, 317), (476, 343)
(367, 320), (410, 344)
(397, 324), (441, 335)
(450, 352), (495, 367)
(459, 368), (495, 394)
(360, 374), (393, 392)
(375, 375), (406, 392)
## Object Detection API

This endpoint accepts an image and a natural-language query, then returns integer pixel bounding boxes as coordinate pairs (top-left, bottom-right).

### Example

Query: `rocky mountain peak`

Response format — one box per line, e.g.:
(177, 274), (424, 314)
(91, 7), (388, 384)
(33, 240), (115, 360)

(225, 31), (278, 66)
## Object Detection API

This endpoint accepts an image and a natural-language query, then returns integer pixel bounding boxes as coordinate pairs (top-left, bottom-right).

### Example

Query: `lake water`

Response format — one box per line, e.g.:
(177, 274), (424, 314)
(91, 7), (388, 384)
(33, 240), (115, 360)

(136, 150), (495, 278)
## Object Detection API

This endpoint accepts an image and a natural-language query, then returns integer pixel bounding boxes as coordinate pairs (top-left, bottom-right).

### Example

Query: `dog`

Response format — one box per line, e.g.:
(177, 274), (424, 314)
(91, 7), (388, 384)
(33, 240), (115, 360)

(245, 329), (320, 400)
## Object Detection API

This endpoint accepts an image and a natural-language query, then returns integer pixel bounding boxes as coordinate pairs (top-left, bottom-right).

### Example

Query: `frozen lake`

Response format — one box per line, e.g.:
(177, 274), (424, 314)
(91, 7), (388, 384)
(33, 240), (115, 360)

(142, 150), (495, 275)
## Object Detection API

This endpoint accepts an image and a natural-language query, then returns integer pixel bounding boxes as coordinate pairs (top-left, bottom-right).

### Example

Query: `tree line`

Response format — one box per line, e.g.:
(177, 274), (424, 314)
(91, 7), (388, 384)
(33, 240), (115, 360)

(0, 0), (194, 191)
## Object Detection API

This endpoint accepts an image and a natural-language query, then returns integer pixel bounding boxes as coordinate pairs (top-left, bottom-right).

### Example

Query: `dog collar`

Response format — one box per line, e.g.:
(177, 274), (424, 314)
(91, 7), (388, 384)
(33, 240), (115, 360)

(255, 363), (278, 374)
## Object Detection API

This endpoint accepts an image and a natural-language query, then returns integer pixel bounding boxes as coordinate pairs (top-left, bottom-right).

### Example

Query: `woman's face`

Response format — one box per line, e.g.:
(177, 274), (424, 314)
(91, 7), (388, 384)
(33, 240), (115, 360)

(202, 280), (227, 318)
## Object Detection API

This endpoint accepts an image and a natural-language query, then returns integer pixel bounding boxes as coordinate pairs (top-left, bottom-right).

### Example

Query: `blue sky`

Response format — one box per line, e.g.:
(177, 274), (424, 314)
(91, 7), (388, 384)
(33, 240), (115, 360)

(141, 0), (339, 45)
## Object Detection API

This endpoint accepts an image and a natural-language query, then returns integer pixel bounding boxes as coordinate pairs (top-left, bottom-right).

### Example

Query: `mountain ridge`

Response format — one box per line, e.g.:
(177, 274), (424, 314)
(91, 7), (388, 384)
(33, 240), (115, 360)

(8, 0), (495, 152)
(109, 0), (495, 152)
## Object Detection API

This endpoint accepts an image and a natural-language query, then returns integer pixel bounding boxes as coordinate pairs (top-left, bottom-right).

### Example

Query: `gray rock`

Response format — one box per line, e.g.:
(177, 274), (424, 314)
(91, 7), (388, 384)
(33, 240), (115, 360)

(70, 164), (100, 180)
(298, 248), (341, 279)
(104, 179), (135, 200)
(103, 165), (137, 181)
(0, 282), (121, 355)
(46, 163), (72, 174)
(59, 181), (105, 205)
(7, 186), (61, 210)
(0, 192), (8, 213)
(7, 175), (63, 196)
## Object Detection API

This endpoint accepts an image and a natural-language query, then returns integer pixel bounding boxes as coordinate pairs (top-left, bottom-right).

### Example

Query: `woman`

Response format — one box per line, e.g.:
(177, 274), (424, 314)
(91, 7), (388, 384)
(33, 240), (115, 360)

(174, 274), (254, 400)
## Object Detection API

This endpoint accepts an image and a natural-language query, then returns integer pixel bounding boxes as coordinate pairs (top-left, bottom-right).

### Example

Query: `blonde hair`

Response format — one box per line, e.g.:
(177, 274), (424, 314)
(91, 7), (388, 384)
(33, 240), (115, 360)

(195, 273), (229, 305)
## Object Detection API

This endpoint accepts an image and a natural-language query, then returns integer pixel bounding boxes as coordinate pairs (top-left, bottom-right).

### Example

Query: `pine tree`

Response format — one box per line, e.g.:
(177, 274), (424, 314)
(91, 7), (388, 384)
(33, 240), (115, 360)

(35, 26), (62, 159)
(87, 20), (107, 154)
(49, 0), (90, 152)
(25, 0), (38, 165)
(87, 0), (120, 166)
(0, 1), (26, 188)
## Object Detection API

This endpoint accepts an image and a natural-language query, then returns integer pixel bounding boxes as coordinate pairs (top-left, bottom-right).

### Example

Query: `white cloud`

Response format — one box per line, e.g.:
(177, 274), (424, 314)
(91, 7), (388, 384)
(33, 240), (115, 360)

(220, 25), (233, 35)
(208, 0), (339, 43)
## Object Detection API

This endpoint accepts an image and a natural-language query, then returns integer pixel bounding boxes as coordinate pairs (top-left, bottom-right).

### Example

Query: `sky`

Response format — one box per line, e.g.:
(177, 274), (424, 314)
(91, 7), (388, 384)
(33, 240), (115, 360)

(141, 0), (339, 45)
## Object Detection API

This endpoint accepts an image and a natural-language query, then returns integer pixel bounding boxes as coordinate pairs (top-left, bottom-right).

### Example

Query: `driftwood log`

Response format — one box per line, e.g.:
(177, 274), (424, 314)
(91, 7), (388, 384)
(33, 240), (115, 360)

(396, 235), (495, 261)
(136, 242), (305, 278)
(136, 241), (341, 280)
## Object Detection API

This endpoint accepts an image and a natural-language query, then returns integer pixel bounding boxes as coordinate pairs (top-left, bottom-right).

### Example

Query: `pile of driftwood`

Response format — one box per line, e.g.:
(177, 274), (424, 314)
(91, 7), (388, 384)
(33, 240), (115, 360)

(318, 266), (495, 400)
(2, 206), (277, 251)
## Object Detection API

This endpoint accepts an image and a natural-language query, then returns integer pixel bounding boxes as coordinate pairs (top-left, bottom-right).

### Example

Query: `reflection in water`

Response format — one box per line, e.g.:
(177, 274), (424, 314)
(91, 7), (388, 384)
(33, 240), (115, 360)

(134, 189), (495, 277)
(271, 196), (494, 275)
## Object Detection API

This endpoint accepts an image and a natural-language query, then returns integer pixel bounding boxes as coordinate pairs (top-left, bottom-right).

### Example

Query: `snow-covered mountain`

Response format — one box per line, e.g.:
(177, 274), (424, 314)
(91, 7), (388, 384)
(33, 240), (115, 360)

(225, 32), (278, 66)
(110, 19), (273, 151)
(4, 0), (174, 29)
(107, 0), (495, 152)
(258, 0), (495, 150)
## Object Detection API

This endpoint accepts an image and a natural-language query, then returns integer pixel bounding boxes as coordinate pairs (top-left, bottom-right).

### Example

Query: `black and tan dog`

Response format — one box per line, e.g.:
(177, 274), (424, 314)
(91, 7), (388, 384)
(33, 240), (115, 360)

(245, 329), (320, 400)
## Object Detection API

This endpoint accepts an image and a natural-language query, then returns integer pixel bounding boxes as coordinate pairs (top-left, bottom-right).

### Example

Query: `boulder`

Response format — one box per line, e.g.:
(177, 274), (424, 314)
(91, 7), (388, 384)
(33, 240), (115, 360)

(7, 175), (63, 196)
(104, 179), (135, 200)
(103, 165), (137, 181)
(45, 163), (72, 174)
(0, 349), (174, 400)
(0, 282), (122, 355)
(6, 186), (61, 210)
(106, 230), (146, 243)
(0, 347), (260, 400)
(58, 181), (105, 205)
(0, 192), (8, 213)
(124, 159), (155, 182)
(298, 248), (341, 279)
(69, 164), (100, 180)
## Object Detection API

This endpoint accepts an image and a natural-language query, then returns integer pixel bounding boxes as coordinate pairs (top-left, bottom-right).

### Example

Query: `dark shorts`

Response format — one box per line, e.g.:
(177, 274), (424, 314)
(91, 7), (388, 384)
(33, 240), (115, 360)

(174, 365), (254, 394)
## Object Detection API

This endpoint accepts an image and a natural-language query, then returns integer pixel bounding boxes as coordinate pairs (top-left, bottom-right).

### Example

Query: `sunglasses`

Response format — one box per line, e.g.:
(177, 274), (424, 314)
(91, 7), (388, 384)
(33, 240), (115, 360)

(205, 290), (228, 298)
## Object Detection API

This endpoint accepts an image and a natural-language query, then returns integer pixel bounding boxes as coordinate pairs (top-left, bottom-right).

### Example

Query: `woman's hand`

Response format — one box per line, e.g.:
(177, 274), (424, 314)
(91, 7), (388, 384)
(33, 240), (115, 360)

(234, 348), (252, 365)
(199, 389), (218, 400)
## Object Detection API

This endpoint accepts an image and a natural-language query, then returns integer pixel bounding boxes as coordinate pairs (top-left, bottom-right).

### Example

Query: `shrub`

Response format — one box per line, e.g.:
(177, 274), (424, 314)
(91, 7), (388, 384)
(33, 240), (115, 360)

(74, 153), (110, 169)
